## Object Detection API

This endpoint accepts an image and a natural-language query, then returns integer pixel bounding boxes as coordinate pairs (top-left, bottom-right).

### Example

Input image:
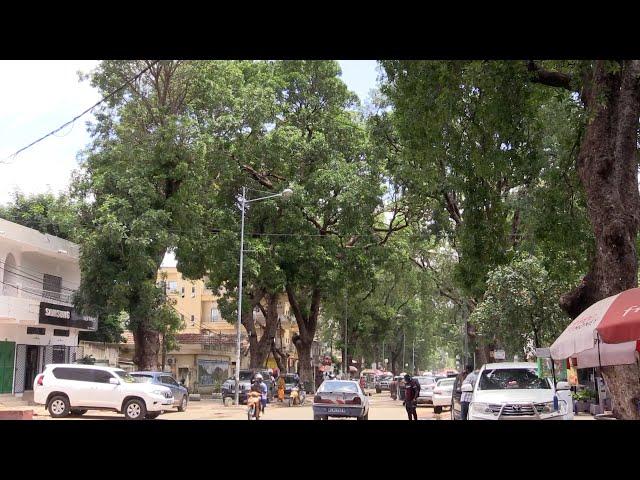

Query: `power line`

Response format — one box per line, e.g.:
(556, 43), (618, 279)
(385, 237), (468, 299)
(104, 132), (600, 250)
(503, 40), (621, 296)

(0, 60), (160, 165)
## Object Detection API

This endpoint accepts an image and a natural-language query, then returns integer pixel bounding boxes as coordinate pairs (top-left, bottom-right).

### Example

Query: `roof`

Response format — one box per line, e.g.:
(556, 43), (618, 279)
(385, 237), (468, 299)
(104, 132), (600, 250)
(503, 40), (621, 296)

(45, 364), (122, 371)
(481, 362), (537, 370)
(120, 331), (239, 345)
(0, 218), (80, 259)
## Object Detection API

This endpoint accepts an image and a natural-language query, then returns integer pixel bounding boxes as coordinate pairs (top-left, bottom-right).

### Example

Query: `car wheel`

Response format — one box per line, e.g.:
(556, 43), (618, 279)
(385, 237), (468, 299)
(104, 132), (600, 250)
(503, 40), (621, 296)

(434, 406), (442, 414)
(123, 398), (147, 420)
(357, 412), (369, 420)
(69, 409), (87, 416)
(146, 412), (161, 419)
(178, 395), (188, 412)
(48, 395), (70, 418)
(376, 388), (381, 394)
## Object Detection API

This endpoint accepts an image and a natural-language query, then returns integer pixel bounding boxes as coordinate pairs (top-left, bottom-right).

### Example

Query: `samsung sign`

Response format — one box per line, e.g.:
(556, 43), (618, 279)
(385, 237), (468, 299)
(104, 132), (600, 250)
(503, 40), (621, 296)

(39, 302), (97, 330)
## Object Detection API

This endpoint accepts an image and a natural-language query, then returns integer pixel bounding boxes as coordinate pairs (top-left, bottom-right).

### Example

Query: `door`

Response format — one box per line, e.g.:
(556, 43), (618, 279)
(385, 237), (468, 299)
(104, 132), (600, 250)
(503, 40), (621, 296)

(86, 369), (121, 409)
(24, 345), (39, 391)
(160, 375), (181, 405)
(0, 341), (15, 394)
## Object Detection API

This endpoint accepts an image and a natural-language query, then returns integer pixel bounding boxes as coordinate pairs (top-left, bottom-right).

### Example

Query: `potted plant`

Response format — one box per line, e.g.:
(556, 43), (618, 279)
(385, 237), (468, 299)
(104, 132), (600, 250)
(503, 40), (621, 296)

(571, 389), (596, 413)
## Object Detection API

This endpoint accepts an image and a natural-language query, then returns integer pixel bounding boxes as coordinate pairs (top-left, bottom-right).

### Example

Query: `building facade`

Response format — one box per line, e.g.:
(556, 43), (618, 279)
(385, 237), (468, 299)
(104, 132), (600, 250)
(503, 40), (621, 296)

(0, 219), (97, 396)
(118, 267), (301, 392)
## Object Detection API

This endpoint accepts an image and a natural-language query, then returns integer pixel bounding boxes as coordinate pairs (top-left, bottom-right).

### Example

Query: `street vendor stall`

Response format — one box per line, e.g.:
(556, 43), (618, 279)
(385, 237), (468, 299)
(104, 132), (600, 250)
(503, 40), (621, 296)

(550, 287), (640, 417)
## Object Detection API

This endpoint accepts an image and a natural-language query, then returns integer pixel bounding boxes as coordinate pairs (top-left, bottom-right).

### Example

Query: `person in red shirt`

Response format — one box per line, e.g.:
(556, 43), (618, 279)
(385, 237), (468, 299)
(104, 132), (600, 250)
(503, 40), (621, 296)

(403, 374), (421, 420)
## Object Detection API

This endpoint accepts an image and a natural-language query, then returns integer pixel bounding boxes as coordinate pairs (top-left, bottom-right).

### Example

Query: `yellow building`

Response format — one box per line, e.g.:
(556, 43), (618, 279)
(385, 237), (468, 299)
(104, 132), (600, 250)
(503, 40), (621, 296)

(119, 267), (300, 392)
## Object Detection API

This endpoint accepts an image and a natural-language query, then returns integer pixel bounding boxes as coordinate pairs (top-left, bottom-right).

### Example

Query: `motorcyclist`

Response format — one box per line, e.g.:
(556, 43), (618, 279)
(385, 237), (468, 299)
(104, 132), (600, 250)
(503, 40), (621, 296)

(253, 373), (268, 414)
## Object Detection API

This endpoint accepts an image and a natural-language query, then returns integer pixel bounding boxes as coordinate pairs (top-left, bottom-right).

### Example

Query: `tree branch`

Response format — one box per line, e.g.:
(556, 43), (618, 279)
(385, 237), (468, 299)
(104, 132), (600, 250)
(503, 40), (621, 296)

(527, 61), (573, 91)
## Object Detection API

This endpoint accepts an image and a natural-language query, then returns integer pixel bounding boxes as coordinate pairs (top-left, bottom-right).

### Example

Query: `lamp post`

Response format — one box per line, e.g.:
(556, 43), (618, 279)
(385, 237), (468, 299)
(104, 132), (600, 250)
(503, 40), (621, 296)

(234, 186), (293, 406)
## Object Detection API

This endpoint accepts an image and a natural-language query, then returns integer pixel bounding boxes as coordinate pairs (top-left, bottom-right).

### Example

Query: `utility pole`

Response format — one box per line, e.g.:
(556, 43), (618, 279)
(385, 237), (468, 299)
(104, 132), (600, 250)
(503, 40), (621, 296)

(412, 337), (415, 374)
(402, 330), (406, 371)
(344, 292), (348, 378)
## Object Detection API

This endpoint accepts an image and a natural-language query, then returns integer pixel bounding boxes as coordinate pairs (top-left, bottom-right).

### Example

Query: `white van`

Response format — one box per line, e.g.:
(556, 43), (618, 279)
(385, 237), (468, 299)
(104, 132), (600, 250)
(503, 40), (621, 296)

(34, 364), (174, 420)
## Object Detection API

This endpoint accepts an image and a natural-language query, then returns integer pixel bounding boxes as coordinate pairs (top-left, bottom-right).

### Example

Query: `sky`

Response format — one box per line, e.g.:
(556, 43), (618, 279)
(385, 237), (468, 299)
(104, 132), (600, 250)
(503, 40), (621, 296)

(0, 60), (379, 205)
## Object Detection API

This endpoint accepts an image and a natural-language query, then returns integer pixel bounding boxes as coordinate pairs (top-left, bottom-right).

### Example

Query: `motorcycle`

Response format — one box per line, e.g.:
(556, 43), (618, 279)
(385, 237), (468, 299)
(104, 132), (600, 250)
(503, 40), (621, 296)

(288, 385), (306, 406)
(247, 391), (262, 420)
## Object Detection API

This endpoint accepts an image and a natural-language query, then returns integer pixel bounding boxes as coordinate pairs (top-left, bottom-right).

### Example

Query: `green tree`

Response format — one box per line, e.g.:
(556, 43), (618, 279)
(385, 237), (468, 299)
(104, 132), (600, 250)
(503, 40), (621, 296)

(73, 60), (213, 369)
(177, 61), (392, 387)
(0, 191), (80, 241)
(380, 60), (640, 418)
(470, 253), (571, 359)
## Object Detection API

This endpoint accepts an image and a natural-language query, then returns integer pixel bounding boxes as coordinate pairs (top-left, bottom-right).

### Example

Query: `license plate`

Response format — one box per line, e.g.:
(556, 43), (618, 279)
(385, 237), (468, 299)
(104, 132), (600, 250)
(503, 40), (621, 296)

(328, 408), (347, 414)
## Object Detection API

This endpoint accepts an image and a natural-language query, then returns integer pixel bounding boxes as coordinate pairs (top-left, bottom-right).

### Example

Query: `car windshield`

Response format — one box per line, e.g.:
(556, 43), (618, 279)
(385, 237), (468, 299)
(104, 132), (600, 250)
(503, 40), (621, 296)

(416, 377), (436, 385)
(131, 374), (154, 383)
(114, 370), (137, 383)
(238, 371), (254, 381)
(437, 378), (455, 387)
(319, 381), (359, 393)
(478, 368), (550, 390)
(283, 375), (298, 384)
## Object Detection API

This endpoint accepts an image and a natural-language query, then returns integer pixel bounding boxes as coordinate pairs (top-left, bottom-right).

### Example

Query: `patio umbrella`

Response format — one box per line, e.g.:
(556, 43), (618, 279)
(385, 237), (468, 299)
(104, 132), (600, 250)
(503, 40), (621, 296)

(550, 287), (640, 368)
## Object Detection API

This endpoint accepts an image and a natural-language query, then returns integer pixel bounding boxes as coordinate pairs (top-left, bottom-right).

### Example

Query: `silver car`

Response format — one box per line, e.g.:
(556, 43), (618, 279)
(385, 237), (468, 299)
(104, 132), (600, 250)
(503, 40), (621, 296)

(312, 380), (370, 420)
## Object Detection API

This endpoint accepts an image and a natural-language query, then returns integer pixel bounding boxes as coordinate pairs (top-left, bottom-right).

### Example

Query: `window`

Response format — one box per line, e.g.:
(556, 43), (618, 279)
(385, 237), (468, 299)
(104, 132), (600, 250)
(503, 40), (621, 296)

(211, 308), (219, 322)
(191, 315), (195, 326)
(191, 285), (196, 298)
(52, 368), (93, 382)
(167, 281), (178, 294)
(93, 370), (115, 384)
(180, 314), (184, 322)
(43, 274), (62, 301)
(162, 376), (178, 387)
(131, 374), (154, 383)
(53, 329), (69, 337)
(478, 368), (551, 391)
(181, 286), (185, 298)
(27, 327), (46, 335)
(52, 346), (65, 363)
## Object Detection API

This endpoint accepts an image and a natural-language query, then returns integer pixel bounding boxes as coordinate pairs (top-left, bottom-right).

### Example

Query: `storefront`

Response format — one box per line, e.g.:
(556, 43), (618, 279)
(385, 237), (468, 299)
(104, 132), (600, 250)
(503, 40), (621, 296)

(0, 218), (97, 395)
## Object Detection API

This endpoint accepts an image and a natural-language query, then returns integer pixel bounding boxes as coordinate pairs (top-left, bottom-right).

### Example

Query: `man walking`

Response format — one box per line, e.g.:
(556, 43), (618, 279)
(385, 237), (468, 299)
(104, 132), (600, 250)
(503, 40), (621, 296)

(460, 364), (477, 420)
(403, 373), (420, 420)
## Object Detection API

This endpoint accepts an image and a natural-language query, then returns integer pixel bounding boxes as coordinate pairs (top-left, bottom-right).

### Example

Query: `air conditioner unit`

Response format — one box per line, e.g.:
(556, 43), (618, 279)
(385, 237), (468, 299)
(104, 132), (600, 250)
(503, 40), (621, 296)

(167, 358), (174, 365)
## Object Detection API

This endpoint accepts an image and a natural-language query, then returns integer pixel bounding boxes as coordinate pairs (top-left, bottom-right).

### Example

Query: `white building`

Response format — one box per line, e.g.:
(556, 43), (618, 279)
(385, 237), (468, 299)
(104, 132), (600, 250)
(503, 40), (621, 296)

(0, 218), (96, 396)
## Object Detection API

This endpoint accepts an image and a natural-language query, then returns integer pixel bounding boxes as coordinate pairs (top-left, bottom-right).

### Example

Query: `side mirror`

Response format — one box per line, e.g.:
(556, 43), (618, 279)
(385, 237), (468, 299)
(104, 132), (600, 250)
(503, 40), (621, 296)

(556, 381), (570, 391)
(461, 383), (473, 393)
(109, 377), (120, 385)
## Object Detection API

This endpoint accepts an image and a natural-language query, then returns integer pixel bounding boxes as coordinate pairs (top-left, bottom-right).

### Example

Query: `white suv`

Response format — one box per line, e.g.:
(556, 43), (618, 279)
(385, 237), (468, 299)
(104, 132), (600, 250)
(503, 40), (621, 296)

(464, 362), (573, 420)
(34, 364), (174, 420)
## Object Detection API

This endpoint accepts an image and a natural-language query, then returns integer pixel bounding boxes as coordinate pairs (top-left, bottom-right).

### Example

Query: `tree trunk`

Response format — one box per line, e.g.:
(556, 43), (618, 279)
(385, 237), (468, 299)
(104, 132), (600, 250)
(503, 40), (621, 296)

(559, 60), (640, 419)
(286, 285), (321, 392)
(132, 321), (160, 370)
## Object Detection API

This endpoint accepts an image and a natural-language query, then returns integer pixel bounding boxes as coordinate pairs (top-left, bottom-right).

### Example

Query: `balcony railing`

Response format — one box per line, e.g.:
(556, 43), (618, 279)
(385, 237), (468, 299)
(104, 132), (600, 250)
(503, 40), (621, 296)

(1, 282), (74, 305)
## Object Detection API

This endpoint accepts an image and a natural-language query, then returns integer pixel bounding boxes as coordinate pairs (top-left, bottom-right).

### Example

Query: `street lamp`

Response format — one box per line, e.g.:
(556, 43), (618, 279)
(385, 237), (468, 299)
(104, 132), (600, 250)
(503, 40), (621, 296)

(234, 186), (293, 406)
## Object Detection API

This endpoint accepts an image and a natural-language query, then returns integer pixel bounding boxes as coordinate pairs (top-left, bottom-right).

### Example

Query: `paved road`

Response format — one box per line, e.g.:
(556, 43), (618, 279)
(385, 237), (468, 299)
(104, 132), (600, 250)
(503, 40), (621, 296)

(24, 392), (450, 420)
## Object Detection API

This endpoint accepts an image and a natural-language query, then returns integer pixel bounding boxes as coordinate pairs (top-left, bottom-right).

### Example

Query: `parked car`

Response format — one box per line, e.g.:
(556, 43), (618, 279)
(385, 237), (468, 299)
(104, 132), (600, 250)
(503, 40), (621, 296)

(432, 377), (455, 413)
(33, 364), (174, 420)
(415, 375), (444, 406)
(130, 371), (189, 412)
(454, 362), (573, 420)
(313, 380), (370, 420)
(375, 374), (393, 393)
(221, 369), (275, 404)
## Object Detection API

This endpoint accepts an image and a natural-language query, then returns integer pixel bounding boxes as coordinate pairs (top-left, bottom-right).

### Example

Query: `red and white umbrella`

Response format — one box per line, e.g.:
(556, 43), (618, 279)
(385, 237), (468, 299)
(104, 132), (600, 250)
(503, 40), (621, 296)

(550, 287), (640, 368)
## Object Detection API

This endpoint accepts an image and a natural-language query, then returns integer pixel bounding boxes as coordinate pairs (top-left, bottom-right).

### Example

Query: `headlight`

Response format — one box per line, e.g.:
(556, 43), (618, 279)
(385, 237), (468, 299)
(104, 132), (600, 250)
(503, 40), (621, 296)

(152, 390), (167, 396)
(470, 402), (496, 415)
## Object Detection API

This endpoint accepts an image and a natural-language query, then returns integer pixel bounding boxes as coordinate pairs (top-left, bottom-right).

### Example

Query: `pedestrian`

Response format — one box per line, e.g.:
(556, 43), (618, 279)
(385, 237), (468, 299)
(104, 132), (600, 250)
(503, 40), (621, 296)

(403, 373), (420, 420)
(460, 364), (477, 420)
(277, 375), (286, 402)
